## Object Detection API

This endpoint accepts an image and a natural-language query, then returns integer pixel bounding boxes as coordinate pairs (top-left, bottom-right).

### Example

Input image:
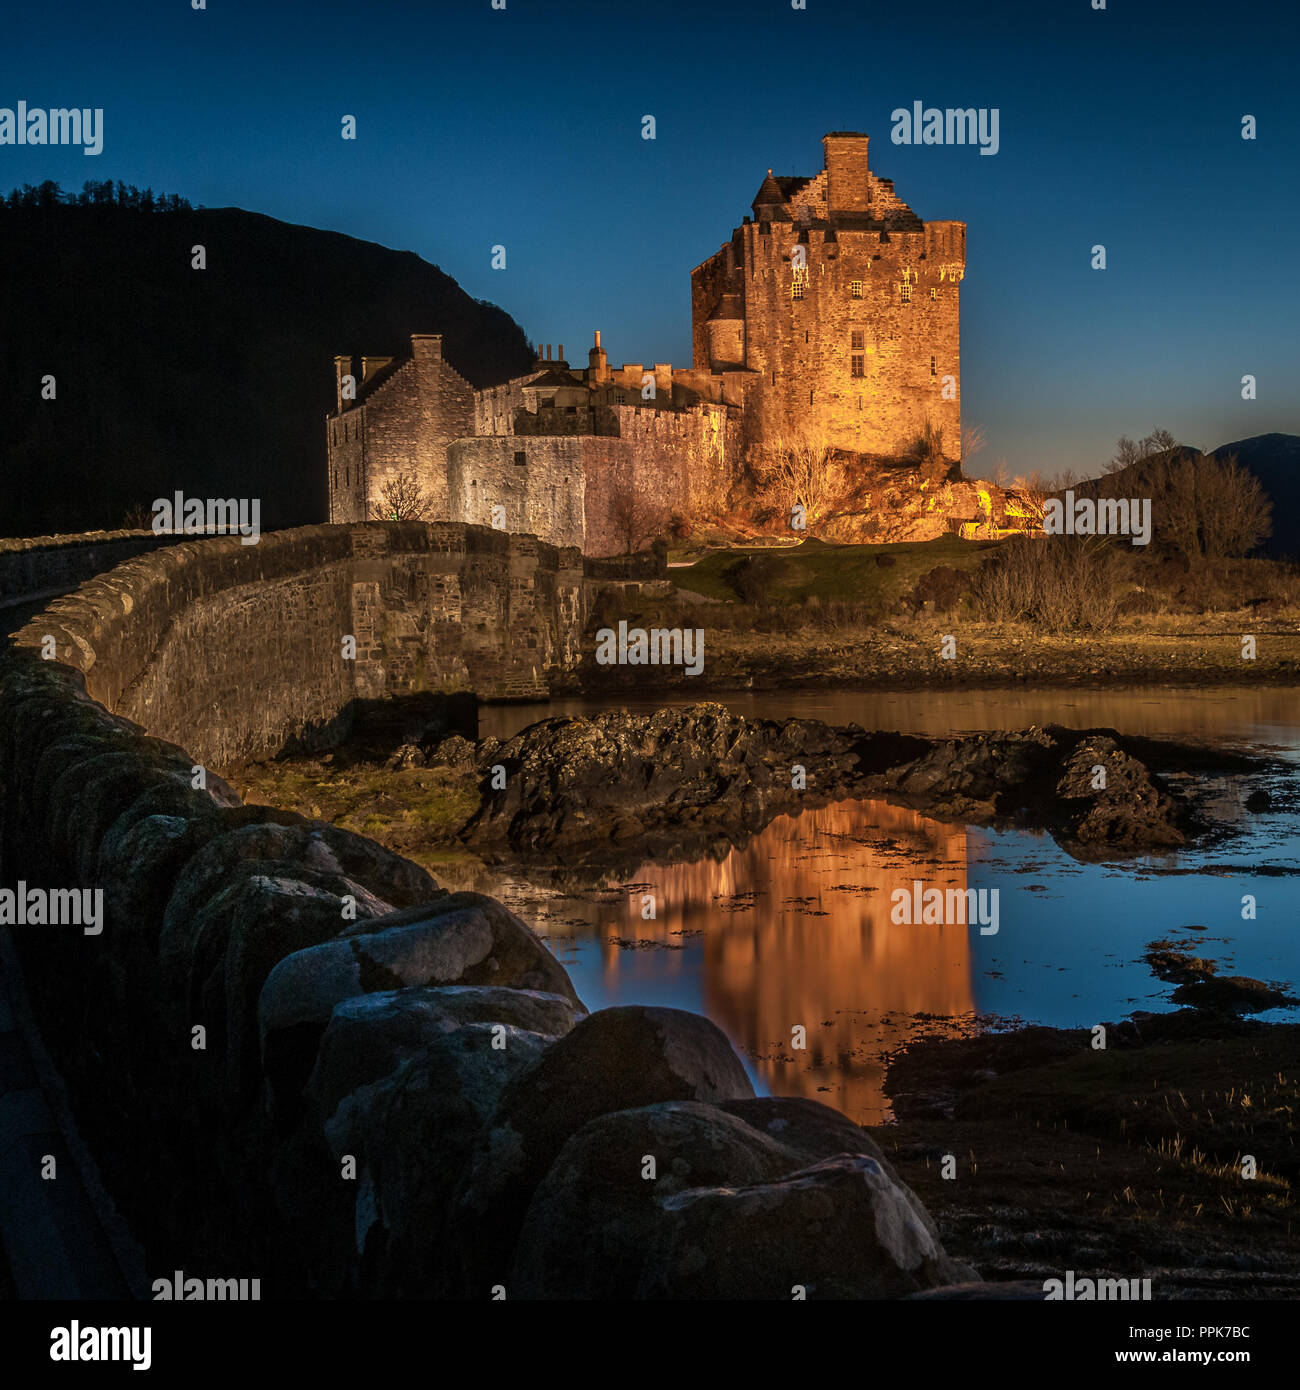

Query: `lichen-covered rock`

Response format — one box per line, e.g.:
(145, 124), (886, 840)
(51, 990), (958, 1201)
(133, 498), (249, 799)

(168, 867), (390, 1098)
(303, 985), (585, 1129)
(512, 1096), (892, 1298)
(338, 1022), (554, 1297)
(636, 1152), (979, 1299)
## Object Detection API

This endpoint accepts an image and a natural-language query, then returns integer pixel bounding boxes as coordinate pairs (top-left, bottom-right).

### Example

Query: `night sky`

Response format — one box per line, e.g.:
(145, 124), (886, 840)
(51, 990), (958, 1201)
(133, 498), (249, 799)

(4, 0), (1297, 478)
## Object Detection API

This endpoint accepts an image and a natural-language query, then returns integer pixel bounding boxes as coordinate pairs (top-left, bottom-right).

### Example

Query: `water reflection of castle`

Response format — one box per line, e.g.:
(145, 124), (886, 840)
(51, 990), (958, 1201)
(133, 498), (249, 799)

(590, 799), (976, 1125)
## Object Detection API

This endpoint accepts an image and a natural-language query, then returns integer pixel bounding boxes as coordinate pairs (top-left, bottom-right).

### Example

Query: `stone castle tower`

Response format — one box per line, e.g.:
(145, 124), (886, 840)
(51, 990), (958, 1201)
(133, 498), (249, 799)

(692, 132), (965, 459)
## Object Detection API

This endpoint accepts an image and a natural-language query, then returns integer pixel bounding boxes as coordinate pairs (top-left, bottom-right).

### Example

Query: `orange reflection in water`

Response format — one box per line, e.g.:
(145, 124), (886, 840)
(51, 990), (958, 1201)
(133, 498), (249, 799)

(583, 798), (976, 1125)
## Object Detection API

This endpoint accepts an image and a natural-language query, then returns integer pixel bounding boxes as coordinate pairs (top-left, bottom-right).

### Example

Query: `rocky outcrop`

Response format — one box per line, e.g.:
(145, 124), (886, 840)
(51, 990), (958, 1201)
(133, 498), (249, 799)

(466, 704), (862, 852)
(462, 704), (1225, 861)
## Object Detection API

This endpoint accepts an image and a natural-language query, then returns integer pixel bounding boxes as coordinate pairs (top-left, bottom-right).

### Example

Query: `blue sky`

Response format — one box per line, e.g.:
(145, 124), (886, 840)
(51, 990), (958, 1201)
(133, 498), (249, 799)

(4, 0), (1297, 478)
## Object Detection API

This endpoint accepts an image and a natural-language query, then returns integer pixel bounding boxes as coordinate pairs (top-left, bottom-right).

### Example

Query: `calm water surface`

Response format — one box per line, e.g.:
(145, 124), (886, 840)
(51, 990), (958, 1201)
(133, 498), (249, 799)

(474, 687), (1300, 1124)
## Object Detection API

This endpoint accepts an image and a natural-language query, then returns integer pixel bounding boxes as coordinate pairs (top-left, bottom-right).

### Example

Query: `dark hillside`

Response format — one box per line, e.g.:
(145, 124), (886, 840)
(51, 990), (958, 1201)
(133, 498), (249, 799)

(0, 186), (534, 534)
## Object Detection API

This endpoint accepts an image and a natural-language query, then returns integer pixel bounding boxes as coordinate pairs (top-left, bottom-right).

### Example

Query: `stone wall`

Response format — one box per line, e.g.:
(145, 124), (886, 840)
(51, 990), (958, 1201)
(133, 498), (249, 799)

(0, 529), (188, 605)
(10, 522), (584, 768)
(448, 437), (587, 552)
(448, 406), (743, 559)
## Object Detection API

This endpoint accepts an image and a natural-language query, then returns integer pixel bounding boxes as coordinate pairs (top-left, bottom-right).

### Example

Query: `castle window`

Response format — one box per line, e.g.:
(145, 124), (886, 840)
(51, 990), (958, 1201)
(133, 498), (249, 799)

(345, 467), (349, 487)
(851, 355), (865, 378)
(615, 392), (626, 404)
(930, 356), (937, 376)
(851, 330), (864, 351)
(791, 277), (806, 301)
(900, 281), (912, 303)
(805, 331), (809, 343)
(850, 280), (863, 299)
(514, 451), (526, 467)
(930, 287), (938, 301)
(809, 390), (814, 404)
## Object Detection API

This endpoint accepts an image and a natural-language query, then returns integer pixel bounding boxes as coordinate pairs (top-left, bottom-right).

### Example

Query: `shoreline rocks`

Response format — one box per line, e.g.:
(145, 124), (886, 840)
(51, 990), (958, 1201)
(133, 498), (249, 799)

(457, 703), (1252, 862)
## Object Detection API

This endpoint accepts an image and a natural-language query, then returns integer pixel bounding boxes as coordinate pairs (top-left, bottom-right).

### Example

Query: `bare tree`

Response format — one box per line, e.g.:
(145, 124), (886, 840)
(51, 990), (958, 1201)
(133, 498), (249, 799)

(1008, 470), (1051, 526)
(607, 479), (668, 554)
(960, 421), (988, 462)
(751, 427), (843, 524)
(1106, 428), (1179, 476)
(1199, 452), (1272, 559)
(1153, 451), (1272, 564)
(371, 468), (433, 521)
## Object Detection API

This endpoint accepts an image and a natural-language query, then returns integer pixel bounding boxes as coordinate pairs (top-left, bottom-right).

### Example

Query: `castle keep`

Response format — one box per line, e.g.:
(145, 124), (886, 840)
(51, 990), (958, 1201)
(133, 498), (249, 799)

(328, 133), (966, 555)
(693, 132), (965, 458)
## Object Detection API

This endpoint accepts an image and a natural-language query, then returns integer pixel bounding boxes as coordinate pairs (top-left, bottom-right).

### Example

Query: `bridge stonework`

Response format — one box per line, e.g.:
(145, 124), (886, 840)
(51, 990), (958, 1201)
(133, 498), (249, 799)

(8, 522), (585, 768)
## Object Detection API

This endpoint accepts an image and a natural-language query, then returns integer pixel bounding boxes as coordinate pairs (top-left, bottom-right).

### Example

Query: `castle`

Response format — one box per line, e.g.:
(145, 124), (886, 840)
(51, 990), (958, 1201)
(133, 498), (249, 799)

(327, 133), (968, 555)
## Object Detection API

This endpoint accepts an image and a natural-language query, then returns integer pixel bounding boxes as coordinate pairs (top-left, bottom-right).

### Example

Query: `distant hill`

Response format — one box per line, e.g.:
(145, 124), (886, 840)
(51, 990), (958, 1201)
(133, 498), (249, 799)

(0, 191), (535, 535)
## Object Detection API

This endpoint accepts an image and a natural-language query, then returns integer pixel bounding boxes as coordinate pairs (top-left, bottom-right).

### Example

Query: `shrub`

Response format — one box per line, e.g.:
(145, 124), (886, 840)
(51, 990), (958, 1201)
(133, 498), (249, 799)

(728, 553), (783, 604)
(970, 536), (1120, 631)
(910, 565), (970, 613)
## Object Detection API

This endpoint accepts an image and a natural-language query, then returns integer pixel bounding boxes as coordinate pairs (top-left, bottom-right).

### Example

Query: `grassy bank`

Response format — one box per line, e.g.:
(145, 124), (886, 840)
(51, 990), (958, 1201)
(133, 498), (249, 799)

(586, 537), (1300, 692)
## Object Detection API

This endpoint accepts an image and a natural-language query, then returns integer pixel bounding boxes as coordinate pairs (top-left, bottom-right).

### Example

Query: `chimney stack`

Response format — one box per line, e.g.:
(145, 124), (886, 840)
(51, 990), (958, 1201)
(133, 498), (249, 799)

(409, 334), (443, 364)
(823, 132), (872, 214)
(589, 330), (609, 383)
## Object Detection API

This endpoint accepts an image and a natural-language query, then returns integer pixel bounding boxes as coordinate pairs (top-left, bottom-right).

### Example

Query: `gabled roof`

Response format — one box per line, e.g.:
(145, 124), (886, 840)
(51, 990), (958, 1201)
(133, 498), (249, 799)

(527, 366), (586, 389)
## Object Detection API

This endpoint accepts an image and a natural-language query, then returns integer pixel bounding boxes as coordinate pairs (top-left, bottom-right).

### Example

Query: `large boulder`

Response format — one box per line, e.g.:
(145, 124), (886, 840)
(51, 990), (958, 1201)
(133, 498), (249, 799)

(637, 1152), (979, 1299)
(168, 867), (390, 1099)
(259, 894), (582, 1106)
(304, 985), (585, 1130)
(162, 819), (440, 1040)
(512, 1096), (893, 1298)
(447, 1005), (755, 1292)
(336, 1022), (554, 1297)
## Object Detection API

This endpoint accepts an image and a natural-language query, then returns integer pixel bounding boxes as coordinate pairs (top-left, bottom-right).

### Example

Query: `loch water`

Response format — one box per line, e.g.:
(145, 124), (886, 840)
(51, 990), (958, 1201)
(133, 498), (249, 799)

(474, 686), (1300, 1124)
